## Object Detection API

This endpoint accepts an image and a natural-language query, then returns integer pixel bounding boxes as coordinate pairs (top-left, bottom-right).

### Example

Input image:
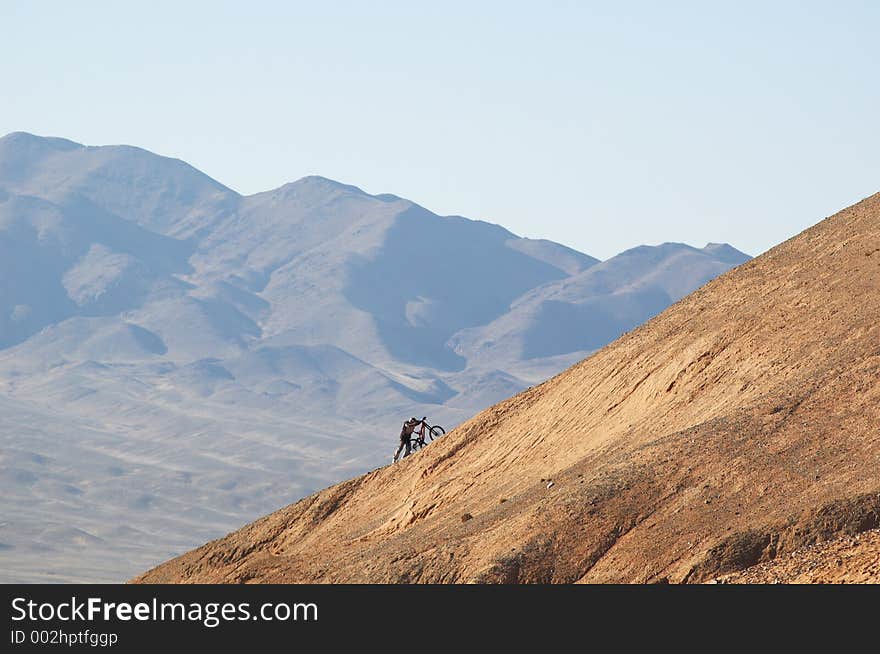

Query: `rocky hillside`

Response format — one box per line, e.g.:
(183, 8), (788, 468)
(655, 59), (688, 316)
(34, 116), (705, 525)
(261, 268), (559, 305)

(136, 191), (880, 583)
(715, 529), (880, 583)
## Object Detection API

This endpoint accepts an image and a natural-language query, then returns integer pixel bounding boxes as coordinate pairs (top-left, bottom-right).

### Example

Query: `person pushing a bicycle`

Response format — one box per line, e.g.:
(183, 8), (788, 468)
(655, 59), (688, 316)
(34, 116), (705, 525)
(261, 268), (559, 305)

(393, 417), (422, 463)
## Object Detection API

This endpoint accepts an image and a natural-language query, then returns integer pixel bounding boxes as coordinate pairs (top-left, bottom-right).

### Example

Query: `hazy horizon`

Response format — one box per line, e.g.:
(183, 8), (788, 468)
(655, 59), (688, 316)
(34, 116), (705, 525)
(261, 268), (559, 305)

(0, 129), (755, 261)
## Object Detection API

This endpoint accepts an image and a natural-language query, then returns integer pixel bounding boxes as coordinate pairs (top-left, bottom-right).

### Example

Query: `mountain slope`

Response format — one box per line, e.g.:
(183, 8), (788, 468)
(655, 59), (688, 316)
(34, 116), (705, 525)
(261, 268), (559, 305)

(451, 242), (750, 374)
(0, 131), (237, 235)
(136, 192), (880, 584)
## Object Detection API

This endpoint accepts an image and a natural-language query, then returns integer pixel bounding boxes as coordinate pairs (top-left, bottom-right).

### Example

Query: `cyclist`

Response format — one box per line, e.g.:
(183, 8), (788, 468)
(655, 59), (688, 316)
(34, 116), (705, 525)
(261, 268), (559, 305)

(393, 417), (422, 463)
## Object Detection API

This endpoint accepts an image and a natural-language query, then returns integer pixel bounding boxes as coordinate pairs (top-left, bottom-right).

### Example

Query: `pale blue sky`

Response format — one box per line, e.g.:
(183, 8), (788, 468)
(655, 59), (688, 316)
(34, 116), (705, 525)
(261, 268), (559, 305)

(3, 1), (878, 259)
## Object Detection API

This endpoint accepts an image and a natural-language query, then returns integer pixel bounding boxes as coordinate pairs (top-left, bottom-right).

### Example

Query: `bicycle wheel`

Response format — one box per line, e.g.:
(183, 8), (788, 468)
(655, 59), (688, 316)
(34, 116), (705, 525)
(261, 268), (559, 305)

(429, 425), (445, 441)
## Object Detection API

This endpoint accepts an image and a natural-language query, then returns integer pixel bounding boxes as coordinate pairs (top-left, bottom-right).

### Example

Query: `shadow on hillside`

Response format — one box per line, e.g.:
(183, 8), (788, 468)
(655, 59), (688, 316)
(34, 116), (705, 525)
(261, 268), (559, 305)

(344, 205), (567, 370)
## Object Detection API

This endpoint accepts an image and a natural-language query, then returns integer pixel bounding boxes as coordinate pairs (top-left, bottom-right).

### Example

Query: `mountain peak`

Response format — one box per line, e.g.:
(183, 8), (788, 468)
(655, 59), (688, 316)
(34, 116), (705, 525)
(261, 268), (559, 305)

(701, 242), (751, 264)
(291, 175), (368, 195)
(0, 131), (83, 152)
(260, 176), (418, 206)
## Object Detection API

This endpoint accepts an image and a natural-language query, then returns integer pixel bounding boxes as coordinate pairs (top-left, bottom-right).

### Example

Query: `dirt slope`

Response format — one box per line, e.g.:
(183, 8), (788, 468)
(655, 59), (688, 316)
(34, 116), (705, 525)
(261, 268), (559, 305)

(136, 193), (880, 584)
(715, 529), (880, 583)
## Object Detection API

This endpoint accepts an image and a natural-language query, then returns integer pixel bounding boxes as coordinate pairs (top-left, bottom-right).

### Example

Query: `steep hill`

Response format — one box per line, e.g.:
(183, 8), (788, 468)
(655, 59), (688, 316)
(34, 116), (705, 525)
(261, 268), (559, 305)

(136, 192), (880, 583)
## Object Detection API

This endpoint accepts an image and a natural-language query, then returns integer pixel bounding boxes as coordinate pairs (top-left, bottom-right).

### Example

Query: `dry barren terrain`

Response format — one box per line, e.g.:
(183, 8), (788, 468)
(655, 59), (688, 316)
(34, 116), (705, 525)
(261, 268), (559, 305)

(717, 529), (880, 583)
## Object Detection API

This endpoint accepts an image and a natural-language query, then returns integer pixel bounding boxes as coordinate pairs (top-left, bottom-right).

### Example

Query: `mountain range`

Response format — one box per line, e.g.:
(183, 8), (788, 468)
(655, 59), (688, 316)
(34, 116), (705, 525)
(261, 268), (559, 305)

(0, 132), (749, 582)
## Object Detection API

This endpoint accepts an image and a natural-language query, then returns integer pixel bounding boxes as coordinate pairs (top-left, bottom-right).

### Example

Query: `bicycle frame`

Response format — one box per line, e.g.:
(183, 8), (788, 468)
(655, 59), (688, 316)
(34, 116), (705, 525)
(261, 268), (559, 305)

(410, 421), (429, 449)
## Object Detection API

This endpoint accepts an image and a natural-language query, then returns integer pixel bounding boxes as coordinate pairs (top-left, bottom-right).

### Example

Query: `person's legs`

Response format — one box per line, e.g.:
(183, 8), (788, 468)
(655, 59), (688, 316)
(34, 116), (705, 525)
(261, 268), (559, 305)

(393, 435), (412, 462)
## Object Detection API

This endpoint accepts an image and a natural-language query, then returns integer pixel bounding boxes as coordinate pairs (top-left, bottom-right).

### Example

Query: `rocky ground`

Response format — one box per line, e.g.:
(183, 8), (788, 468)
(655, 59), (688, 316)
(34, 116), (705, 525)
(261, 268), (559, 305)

(715, 529), (880, 583)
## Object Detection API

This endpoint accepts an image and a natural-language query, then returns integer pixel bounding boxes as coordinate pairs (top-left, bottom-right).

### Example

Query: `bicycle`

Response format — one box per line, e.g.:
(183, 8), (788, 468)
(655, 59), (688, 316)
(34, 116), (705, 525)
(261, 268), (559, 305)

(409, 417), (445, 452)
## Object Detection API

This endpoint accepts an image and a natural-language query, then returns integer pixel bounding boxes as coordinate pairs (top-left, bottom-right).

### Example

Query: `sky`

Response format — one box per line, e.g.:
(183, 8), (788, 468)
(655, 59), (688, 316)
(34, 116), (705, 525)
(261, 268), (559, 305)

(2, 1), (878, 260)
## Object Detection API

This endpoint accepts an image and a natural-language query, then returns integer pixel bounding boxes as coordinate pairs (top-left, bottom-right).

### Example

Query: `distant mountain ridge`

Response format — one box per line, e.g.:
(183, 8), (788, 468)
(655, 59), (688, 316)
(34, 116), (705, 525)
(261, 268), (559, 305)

(0, 132), (749, 582)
